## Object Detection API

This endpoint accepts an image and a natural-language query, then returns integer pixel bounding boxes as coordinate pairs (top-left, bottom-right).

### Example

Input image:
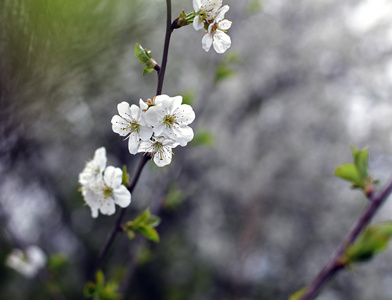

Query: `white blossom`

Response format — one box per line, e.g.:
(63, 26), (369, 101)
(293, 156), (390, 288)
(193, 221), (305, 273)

(79, 148), (131, 218)
(84, 166), (131, 218)
(138, 136), (179, 167)
(6, 246), (46, 278)
(78, 147), (106, 188)
(144, 95), (195, 147)
(193, 0), (223, 30)
(202, 5), (232, 54)
(111, 102), (153, 154)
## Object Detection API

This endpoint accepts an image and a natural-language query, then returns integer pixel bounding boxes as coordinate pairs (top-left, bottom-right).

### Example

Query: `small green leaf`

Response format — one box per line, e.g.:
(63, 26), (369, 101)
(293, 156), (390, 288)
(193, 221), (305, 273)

(289, 287), (307, 300)
(344, 226), (391, 263)
(352, 147), (369, 180)
(334, 163), (363, 187)
(122, 165), (129, 187)
(96, 270), (105, 287)
(136, 225), (160, 243)
(132, 208), (151, 226)
(145, 216), (161, 228)
(134, 43), (152, 64)
(48, 253), (67, 271)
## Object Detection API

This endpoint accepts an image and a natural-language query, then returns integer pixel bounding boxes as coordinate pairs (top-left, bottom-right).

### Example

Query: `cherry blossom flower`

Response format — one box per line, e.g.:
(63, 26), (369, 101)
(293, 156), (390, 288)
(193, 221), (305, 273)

(78, 147), (106, 188)
(138, 136), (179, 167)
(193, 0), (223, 30)
(202, 5), (232, 54)
(6, 246), (47, 278)
(111, 102), (153, 154)
(144, 95), (195, 147)
(84, 166), (131, 218)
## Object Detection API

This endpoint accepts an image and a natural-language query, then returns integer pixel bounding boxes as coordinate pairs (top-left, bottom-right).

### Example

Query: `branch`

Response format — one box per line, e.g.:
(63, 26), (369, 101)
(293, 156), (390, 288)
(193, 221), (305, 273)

(300, 178), (392, 300)
(156, 0), (174, 96)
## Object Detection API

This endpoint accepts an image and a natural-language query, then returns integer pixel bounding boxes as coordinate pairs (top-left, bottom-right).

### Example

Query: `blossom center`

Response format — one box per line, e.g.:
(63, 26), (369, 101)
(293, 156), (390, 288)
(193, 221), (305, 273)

(163, 115), (176, 128)
(103, 186), (114, 199)
(125, 121), (140, 133)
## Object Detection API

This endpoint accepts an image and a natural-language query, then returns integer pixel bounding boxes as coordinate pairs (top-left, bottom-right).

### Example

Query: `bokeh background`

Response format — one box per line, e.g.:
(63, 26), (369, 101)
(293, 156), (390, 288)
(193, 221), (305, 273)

(2, 0), (392, 299)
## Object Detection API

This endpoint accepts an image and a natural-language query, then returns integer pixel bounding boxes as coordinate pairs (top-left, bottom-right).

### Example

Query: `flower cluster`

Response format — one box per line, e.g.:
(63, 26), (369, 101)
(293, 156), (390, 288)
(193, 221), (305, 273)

(111, 94), (195, 167)
(6, 245), (46, 278)
(79, 147), (131, 218)
(192, 0), (232, 53)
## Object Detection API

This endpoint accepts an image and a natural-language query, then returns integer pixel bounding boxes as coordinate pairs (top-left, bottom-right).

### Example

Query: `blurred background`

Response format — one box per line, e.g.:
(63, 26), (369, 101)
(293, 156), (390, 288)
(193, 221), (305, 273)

(2, 0), (392, 299)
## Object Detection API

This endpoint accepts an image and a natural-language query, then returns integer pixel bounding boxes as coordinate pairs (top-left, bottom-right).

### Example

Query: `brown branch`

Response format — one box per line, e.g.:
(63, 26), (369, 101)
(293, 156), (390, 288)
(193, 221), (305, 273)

(299, 178), (392, 300)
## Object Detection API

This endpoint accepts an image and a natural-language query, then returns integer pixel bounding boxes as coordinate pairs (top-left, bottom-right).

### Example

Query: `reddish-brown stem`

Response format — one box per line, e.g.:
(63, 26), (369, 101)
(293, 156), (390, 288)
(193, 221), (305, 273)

(299, 178), (392, 300)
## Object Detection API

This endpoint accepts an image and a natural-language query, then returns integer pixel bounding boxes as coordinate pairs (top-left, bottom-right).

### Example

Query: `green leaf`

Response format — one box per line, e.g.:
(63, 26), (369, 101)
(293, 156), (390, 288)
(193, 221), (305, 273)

(135, 225), (160, 243)
(145, 216), (161, 228)
(96, 270), (105, 287)
(121, 165), (129, 187)
(134, 43), (152, 64)
(344, 226), (391, 263)
(352, 147), (369, 180)
(289, 288), (307, 300)
(132, 208), (151, 226)
(334, 163), (363, 187)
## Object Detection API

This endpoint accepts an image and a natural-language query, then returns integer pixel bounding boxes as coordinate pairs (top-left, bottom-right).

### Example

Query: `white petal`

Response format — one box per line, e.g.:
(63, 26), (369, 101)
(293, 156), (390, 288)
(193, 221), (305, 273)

(143, 105), (161, 127)
(175, 104), (195, 125)
(139, 125), (153, 141)
(104, 166), (123, 188)
(193, 16), (204, 31)
(99, 201), (116, 216)
(215, 5), (229, 22)
(94, 147), (107, 170)
(111, 115), (129, 136)
(129, 104), (141, 121)
(172, 126), (194, 146)
(193, 0), (203, 11)
(128, 132), (140, 154)
(202, 33), (213, 52)
(218, 19), (232, 30)
(137, 140), (153, 153)
(171, 96), (183, 111)
(153, 148), (172, 167)
(117, 102), (131, 119)
(139, 99), (148, 111)
(213, 31), (231, 54)
(113, 185), (131, 208)
(204, 0), (223, 19)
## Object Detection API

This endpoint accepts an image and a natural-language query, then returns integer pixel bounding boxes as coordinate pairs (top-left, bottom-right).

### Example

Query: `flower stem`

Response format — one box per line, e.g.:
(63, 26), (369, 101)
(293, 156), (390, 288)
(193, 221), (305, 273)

(299, 178), (392, 300)
(156, 0), (173, 96)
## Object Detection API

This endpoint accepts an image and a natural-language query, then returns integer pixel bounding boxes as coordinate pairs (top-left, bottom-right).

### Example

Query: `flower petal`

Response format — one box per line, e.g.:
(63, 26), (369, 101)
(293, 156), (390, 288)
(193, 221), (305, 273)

(175, 104), (195, 125)
(104, 166), (123, 188)
(219, 19), (232, 30)
(172, 125), (194, 146)
(117, 102), (131, 119)
(111, 115), (129, 136)
(215, 4), (229, 22)
(202, 33), (213, 52)
(193, 16), (204, 31)
(213, 31), (231, 54)
(128, 132), (140, 154)
(193, 0), (203, 11)
(113, 185), (131, 208)
(99, 201), (116, 216)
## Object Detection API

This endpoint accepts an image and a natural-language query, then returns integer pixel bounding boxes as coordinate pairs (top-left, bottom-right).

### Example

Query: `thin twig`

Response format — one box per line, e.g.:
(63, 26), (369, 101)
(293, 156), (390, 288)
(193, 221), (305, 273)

(156, 0), (173, 96)
(300, 178), (392, 300)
